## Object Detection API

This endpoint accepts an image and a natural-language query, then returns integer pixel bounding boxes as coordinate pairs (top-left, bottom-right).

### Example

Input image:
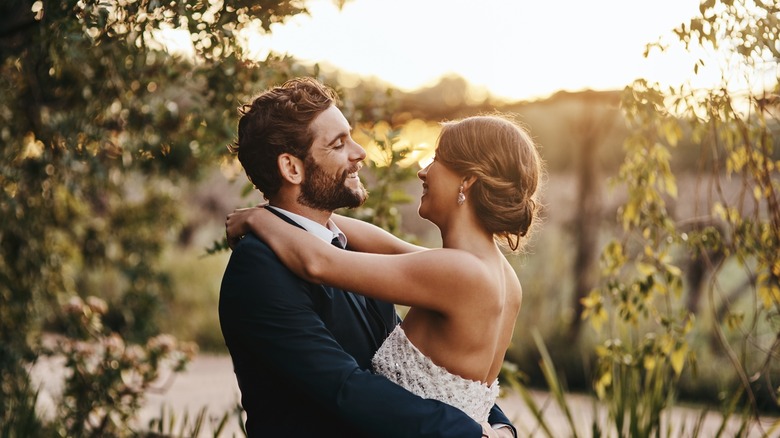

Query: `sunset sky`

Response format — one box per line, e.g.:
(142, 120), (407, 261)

(243, 0), (713, 101)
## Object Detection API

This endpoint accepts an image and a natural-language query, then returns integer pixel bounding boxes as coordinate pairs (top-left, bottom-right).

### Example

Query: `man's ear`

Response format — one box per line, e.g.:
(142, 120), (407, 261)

(278, 153), (305, 185)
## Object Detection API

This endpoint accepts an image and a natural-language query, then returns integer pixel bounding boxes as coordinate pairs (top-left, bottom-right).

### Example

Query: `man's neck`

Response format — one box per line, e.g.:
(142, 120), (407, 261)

(268, 198), (332, 227)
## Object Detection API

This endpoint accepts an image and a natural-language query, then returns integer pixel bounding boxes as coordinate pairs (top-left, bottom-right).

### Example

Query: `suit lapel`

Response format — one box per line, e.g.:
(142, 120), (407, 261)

(266, 207), (381, 348)
(337, 287), (380, 350)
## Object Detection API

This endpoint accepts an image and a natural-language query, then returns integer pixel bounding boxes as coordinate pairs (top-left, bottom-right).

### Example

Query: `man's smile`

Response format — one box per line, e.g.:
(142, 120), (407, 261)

(346, 163), (362, 180)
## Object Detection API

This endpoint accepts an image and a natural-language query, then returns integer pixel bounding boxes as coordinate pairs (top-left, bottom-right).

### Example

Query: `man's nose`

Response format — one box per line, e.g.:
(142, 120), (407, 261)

(350, 139), (367, 161)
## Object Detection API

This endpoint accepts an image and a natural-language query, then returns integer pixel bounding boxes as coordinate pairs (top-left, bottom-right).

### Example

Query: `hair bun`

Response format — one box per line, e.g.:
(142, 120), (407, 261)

(436, 114), (543, 251)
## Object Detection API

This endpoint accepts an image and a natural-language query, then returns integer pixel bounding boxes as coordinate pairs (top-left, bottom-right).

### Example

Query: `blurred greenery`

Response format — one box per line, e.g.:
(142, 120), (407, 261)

(54, 296), (198, 436)
(2, 0), (779, 436)
(0, 0), (329, 434)
(571, 1), (780, 436)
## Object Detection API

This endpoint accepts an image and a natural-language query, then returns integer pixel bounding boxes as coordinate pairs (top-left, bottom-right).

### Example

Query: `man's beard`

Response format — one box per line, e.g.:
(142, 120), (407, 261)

(298, 155), (367, 211)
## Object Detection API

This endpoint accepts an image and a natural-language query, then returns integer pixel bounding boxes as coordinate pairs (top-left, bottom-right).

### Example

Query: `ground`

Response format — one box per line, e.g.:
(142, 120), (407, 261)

(31, 354), (778, 437)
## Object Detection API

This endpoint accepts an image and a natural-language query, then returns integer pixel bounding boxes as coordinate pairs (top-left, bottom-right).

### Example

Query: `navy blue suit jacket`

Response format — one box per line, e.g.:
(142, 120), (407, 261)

(219, 214), (514, 437)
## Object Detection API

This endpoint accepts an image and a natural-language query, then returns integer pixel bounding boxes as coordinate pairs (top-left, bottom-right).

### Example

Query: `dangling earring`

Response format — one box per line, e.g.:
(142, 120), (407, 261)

(457, 185), (466, 205)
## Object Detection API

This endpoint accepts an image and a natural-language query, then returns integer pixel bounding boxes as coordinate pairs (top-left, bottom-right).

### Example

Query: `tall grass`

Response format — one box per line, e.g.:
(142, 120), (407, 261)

(501, 329), (780, 437)
(144, 404), (242, 438)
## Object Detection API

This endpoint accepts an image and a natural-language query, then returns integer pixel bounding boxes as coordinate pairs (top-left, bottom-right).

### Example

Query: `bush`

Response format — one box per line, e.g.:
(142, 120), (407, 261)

(44, 296), (197, 437)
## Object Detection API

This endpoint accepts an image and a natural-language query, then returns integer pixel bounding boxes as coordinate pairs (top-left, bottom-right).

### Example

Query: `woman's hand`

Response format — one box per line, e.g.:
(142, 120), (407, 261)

(225, 204), (266, 249)
(480, 422), (501, 438)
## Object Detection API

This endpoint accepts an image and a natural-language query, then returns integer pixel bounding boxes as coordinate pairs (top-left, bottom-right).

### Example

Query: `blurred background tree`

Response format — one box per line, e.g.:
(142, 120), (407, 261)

(0, 0), (325, 433)
(577, 0), (780, 435)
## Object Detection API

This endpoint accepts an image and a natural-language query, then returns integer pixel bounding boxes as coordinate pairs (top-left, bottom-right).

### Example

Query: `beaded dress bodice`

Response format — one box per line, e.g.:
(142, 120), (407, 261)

(371, 326), (499, 422)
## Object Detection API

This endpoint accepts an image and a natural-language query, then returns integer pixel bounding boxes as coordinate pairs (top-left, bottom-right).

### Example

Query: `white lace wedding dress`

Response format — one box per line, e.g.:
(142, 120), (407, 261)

(371, 325), (500, 422)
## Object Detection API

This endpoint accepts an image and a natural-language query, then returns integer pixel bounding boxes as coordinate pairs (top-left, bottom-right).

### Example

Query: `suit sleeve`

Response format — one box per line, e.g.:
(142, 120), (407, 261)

(220, 235), (484, 438)
(488, 404), (516, 436)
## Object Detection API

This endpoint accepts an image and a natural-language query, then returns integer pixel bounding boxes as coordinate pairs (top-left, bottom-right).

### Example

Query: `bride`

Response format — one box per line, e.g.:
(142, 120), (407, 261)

(227, 114), (542, 431)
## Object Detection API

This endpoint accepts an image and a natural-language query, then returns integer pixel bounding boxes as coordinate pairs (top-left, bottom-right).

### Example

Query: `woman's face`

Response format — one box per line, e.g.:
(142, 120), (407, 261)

(416, 150), (462, 224)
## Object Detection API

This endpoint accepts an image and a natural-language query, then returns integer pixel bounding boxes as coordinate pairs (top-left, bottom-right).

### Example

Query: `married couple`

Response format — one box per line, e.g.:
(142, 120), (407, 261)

(219, 77), (542, 437)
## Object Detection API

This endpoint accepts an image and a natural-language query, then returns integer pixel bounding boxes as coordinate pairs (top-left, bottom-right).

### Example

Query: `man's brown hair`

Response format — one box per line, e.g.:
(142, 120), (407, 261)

(231, 77), (340, 198)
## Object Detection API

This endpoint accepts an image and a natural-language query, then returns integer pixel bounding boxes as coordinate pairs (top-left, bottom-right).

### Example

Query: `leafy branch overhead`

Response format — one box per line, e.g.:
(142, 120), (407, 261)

(0, 0), (322, 434)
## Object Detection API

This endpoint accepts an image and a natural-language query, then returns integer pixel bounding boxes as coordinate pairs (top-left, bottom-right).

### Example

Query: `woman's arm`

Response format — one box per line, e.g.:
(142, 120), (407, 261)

(225, 206), (425, 254)
(221, 235), (485, 437)
(227, 207), (487, 314)
(331, 213), (425, 254)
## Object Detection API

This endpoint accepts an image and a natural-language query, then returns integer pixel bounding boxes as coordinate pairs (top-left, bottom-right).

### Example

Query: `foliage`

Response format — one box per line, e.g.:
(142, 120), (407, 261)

(0, 0), (326, 433)
(579, 81), (695, 437)
(46, 296), (197, 437)
(501, 334), (753, 438)
(343, 125), (425, 237)
(580, 0), (780, 435)
(0, 371), (45, 437)
(144, 404), (240, 438)
(501, 330), (585, 438)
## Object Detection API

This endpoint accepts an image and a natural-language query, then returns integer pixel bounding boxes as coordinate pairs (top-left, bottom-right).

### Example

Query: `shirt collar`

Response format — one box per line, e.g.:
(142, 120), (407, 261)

(267, 206), (347, 247)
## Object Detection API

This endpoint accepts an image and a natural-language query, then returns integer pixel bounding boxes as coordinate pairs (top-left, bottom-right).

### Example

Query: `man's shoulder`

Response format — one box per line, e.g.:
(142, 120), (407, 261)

(233, 232), (266, 249)
(224, 233), (284, 271)
(231, 233), (274, 256)
(221, 233), (312, 297)
(226, 233), (317, 288)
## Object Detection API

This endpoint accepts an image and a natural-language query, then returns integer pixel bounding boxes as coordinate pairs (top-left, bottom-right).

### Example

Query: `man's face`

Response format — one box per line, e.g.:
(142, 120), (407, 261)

(298, 106), (368, 211)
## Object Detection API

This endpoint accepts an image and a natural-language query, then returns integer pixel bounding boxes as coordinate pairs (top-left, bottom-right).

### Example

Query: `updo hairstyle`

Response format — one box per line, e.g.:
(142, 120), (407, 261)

(435, 114), (542, 251)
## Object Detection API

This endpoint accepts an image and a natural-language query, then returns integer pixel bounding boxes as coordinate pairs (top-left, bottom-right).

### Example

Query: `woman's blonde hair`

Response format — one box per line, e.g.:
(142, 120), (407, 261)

(436, 114), (542, 251)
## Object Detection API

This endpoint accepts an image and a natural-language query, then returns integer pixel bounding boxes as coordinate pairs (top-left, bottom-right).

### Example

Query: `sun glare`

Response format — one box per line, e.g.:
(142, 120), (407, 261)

(155, 0), (775, 105)
(241, 0), (717, 101)
(353, 119), (441, 169)
(155, 27), (195, 59)
(238, 22), (272, 62)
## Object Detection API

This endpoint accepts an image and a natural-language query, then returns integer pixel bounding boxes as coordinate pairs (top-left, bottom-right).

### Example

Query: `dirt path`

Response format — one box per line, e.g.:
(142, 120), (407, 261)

(138, 354), (244, 435)
(33, 354), (779, 437)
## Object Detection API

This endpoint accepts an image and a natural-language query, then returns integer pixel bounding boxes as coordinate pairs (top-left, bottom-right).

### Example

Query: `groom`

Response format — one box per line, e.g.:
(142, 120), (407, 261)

(219, 77), (516, 437)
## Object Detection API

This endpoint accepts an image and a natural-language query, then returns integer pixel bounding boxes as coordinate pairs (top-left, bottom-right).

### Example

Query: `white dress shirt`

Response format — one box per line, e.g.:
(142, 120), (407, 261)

(266, 206), (347, 248)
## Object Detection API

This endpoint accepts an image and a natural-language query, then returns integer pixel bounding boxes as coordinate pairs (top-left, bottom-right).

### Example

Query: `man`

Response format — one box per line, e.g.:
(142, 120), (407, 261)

(219, 77), (516, 437)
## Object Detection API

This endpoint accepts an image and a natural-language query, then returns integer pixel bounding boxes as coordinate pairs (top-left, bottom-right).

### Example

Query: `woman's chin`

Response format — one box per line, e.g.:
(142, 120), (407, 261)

(417, 203), (428, 221)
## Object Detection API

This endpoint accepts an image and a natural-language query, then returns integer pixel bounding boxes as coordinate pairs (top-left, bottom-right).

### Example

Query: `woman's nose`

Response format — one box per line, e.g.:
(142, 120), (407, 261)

(417, 165), (428, 180)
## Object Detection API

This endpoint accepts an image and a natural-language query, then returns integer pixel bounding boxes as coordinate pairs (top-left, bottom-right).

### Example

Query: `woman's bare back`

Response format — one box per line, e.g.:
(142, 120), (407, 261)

(395, 251), (522, 385)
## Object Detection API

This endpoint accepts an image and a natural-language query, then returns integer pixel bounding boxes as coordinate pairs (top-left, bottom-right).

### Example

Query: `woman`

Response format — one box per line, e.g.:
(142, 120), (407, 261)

(226, 114), (542, 427)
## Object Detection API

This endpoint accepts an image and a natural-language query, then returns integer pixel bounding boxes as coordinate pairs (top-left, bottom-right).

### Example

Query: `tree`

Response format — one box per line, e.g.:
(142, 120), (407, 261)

(582, 0), (779, 434)
(564, 91), (623, 341)
(0, 0), (335, 433)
